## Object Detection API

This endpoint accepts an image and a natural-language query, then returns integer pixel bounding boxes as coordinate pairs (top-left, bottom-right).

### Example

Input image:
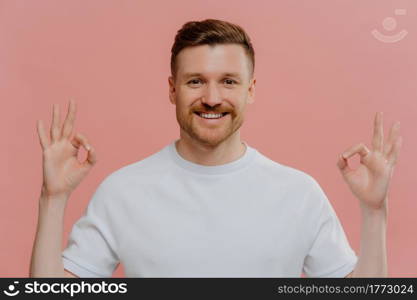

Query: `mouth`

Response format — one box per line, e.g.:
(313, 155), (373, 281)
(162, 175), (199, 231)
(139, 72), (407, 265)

(193, 112), (230, 120)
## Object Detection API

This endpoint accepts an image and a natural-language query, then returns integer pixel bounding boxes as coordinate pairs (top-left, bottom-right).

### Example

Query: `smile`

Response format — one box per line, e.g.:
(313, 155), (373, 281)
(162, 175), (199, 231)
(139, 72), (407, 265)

(194, 112), (229, 120)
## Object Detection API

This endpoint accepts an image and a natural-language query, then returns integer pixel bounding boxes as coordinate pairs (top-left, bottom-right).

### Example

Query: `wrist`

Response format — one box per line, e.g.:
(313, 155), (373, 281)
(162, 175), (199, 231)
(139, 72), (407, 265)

(40, 185), (70, 201)
(39, 191), (69, 212)
(360, 201), (388, 225)
(359, 196), (388, 213)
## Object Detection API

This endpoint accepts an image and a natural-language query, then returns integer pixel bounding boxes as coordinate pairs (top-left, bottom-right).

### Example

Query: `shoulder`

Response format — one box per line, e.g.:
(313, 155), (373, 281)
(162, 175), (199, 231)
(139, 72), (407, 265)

(85, 144), (172, 209)
(252, 149), (329, 214)
(254, 149), (321, 190)
(100, 143), (171, 188)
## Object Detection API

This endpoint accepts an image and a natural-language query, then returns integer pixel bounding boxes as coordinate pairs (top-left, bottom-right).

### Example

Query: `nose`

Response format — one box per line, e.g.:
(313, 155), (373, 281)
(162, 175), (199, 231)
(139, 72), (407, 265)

(201, 82), (223, 107)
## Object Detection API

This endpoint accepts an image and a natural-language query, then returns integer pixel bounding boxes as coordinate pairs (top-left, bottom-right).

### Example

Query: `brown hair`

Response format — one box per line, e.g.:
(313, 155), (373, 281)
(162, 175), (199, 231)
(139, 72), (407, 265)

(170, 19), (255, 80)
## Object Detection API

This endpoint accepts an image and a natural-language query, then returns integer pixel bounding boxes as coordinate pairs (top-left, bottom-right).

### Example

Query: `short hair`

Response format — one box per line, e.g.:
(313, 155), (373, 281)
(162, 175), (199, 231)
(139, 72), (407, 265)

(170, 19), (255, 80)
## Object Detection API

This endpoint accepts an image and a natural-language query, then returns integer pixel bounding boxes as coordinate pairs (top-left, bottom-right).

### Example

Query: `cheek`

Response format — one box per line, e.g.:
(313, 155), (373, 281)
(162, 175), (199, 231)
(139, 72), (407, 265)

(177, 86), (200, 97)
(230, 88), (249, 101)
(173, 95), (192, 111)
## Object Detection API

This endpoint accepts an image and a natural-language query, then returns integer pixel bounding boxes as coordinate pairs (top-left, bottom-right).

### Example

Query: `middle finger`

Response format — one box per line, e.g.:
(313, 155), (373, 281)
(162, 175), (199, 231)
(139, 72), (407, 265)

(61, 99), (77, 139)
(50, 104), (62, 143)
(371, 112), (384, 152)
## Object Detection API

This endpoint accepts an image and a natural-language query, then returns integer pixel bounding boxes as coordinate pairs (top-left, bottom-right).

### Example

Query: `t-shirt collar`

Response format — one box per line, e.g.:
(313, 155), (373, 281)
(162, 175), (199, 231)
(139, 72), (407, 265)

(167, 139), (257, 175)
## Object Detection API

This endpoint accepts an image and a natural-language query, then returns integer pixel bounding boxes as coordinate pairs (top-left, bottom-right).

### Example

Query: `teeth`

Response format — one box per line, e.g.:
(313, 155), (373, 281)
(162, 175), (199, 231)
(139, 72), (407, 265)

(200, 113), (223, 119)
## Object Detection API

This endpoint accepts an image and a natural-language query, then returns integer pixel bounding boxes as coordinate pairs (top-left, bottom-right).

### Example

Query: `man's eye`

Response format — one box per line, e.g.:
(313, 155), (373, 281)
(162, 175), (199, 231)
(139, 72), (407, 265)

(224, 79), (237, 85)
(188, 79), (201, 85)
(187, 79), (236, 85)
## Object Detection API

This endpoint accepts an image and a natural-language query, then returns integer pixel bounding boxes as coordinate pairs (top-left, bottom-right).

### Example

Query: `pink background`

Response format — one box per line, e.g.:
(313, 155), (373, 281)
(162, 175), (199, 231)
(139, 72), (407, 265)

(1, 0), (416, 277)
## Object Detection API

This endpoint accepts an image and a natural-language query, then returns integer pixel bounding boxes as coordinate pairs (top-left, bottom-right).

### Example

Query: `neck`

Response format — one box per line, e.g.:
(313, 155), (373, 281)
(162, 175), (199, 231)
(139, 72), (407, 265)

(175, 131), (247, 166)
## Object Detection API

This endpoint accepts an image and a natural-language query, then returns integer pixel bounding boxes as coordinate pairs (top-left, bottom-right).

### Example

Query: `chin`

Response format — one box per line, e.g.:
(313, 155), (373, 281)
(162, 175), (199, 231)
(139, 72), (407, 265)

(191, 127), (234, 147)
(177, 113), (242, 147)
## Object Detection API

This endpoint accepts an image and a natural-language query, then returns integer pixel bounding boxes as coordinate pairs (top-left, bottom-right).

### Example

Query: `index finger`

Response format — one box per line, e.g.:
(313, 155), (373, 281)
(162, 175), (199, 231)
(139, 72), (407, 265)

(61, 98), (77, 139)
(371, 111), (384, 152)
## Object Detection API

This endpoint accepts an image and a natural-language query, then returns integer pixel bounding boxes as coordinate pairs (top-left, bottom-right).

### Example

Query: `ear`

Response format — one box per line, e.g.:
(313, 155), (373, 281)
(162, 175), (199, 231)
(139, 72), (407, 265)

(168, 76), (176, 105)
(247, 78), (256, 104)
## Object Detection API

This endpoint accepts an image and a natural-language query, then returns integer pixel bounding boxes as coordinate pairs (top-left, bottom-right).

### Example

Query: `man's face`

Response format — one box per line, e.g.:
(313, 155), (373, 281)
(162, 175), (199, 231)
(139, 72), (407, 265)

(168, 44), (256, 147)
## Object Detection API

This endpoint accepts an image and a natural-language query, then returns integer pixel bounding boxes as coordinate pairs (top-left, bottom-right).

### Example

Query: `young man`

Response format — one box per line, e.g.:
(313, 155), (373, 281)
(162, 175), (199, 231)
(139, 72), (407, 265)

(31, 19), (402, 278)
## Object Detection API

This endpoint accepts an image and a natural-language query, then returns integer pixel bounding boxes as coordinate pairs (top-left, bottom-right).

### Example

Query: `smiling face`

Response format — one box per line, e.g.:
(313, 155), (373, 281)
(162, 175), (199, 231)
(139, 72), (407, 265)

(168, 44), (256, 147)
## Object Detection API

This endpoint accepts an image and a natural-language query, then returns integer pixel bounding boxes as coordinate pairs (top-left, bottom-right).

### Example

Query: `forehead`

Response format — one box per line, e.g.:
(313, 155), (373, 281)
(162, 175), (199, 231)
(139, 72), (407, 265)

(176, 44), (250, 78)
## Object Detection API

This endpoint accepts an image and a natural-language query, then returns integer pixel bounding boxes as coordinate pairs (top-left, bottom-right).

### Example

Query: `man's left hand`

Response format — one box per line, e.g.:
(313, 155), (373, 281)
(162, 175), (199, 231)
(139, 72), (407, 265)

(337, 112), (402, 211)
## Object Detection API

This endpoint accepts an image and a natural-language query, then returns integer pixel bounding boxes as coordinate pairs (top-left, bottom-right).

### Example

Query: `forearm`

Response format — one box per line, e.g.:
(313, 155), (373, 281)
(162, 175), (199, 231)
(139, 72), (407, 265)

(351, 202), (388, 277)
(29, 192), (69, 277)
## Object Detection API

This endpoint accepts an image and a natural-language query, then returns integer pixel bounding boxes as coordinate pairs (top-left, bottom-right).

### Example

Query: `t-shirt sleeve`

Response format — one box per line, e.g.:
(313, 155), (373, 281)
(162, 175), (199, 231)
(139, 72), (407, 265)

(302, 179), (358, 278)
(62, 178), (120, 277)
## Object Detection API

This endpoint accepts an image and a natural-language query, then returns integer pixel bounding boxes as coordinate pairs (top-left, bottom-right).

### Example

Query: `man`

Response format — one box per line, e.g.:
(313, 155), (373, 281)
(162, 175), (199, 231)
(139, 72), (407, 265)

(30, 19), (402, 278)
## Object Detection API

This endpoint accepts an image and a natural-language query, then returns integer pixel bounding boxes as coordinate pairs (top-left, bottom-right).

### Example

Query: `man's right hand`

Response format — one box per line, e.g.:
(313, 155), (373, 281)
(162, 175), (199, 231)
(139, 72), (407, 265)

(36, 99), (97, 198)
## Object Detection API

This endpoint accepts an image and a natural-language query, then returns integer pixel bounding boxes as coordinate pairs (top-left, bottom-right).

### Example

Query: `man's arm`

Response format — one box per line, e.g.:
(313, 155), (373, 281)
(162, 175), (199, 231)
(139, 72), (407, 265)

(30, 193), (71, 277)
(32, 100), (96, 278)
(344, 205), (387, 278)
(30, 192), (80, 278)
(337, 112), (401, 278)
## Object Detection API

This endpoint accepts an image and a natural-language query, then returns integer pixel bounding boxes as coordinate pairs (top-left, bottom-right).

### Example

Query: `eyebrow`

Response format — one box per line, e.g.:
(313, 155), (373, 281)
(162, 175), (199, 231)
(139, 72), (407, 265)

(183, 72), (242, 80)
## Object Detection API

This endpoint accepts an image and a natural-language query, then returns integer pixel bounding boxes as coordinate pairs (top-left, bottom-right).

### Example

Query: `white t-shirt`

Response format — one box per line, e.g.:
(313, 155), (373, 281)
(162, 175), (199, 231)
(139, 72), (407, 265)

(62, 139), (358, 277)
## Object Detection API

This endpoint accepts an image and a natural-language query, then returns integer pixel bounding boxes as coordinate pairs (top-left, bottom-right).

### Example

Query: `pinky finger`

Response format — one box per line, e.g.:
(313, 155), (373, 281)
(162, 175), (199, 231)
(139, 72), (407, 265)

(388, 136), (403, 167)
(37, 120), (50, 150)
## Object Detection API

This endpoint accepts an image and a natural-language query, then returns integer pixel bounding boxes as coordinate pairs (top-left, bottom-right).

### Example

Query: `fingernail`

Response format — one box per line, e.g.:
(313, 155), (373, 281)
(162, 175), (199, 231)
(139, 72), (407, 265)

(86, 145), (91, 151)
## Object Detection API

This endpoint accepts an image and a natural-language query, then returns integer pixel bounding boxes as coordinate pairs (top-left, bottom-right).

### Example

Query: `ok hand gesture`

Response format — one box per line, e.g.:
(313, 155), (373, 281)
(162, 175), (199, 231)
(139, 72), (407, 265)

(37, 100), (97, 198)
(337, 112), (402, 211)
